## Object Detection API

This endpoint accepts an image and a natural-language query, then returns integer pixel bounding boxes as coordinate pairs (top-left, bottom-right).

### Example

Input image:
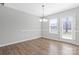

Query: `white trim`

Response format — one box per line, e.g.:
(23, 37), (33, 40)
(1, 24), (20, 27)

(60, 15), (75, 40)
(0, 36), (41, 47)
(43, 37), (79, 46)
(49, 17), (58, 34)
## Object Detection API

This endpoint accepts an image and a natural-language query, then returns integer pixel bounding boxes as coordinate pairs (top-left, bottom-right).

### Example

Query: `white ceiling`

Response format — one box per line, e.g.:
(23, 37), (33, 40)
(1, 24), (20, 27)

(5, 3), (79, 17)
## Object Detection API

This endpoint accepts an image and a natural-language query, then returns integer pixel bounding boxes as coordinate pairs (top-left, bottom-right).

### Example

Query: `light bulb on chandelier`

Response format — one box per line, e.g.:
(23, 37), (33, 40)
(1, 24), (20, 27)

(39, 18), (48, 22)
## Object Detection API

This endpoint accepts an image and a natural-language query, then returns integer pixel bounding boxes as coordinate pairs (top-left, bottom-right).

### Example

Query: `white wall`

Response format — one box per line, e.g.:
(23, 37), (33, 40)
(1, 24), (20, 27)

(42, 7), (79, 45)
(0, 5), (41, 47)
(76, 8), (79, 44)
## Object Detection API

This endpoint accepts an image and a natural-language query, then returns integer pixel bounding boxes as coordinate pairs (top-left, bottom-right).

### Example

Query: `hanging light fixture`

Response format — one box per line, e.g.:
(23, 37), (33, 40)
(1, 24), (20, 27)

(39, 5), (48, 22)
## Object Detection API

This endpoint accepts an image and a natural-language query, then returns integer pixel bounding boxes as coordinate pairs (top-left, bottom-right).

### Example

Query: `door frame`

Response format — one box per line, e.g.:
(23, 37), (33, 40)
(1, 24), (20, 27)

(60, 14), (76, 40)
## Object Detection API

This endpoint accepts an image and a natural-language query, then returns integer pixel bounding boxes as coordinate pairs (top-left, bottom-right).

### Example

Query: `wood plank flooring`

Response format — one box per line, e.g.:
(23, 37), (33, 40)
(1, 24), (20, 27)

(0, 38), (79, 55)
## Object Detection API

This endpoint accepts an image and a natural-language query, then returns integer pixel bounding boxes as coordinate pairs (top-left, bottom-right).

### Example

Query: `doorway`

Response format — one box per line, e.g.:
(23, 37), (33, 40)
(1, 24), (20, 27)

(60, 16), (75, 40)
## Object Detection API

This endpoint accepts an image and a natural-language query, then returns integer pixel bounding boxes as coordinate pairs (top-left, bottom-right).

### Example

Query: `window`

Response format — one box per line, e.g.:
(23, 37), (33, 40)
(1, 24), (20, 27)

(49, 18), (58, 34)
(61, 16), (73, 39)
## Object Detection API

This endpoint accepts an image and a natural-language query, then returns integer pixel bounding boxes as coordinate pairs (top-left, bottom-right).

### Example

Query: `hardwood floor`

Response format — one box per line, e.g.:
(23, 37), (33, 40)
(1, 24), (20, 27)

(0, 38), (79, 55)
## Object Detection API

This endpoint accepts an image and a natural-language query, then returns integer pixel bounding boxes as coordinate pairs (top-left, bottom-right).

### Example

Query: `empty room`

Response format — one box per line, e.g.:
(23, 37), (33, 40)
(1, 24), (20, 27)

(0, 3), (79, 55)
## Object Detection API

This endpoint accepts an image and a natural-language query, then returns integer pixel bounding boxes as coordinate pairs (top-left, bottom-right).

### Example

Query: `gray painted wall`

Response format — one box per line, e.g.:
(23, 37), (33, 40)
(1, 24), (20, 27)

(42, 7), (79, 45)
(0, 5), (41, 46)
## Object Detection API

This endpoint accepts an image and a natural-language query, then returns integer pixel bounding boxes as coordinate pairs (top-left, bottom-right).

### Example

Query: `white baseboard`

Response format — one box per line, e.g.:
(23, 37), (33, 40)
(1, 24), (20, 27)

(0, 36), (79, 48)
(0, 36), (41, 47)
(43, 37), (79, 46)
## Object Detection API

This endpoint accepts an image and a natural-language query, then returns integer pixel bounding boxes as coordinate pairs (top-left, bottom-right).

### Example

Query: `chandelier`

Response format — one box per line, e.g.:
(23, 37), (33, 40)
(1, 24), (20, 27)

(40, 5), (48, 22)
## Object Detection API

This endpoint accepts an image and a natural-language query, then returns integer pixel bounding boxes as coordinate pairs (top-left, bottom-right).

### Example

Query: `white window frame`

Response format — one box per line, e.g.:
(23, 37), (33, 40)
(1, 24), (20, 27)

(60, 15), (75, 40)
(49, 17), (58, 34)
